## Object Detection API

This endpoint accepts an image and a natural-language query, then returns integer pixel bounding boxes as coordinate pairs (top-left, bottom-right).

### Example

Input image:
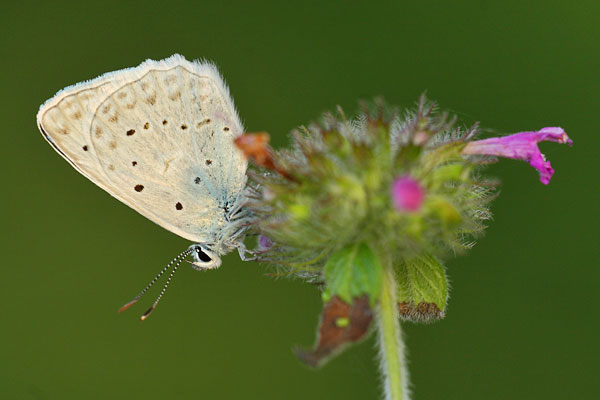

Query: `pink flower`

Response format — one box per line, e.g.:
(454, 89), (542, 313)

(391, 176), (425, 212)
(462, 127), (572, 184)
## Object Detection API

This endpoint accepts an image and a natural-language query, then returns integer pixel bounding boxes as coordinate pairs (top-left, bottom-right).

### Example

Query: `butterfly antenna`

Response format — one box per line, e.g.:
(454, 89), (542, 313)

(118, 248), (192, 313)
(140, 252), (188, 321)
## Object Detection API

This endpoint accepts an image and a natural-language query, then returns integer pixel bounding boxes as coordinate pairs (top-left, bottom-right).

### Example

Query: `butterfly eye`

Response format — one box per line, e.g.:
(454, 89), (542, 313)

(195, 246), (212, 263)
(189, 245), (222, 271)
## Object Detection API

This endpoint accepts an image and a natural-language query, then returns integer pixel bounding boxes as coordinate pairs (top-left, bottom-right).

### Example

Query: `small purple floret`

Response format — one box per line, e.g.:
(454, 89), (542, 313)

(258, 234), (274, 250)
(462, 127), (572, 184)
(391, 176), (425, 213)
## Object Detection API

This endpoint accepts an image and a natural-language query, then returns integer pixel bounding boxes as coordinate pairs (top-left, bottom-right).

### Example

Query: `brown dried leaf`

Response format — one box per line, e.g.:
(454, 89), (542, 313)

(398, 301), (444, 322)
(295, 295), (373, 367)
(234, 132), (295, 181)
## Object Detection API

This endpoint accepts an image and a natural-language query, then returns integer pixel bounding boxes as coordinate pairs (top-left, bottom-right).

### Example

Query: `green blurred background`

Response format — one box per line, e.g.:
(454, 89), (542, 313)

(1, 1), (597, 399)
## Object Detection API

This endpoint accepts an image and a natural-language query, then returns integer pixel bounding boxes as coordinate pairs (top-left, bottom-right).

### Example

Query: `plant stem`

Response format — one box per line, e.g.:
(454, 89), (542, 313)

(376, 261), (410, 400)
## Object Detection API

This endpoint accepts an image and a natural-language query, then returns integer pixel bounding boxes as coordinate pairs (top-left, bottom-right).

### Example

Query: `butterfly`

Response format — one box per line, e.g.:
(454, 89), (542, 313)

(37, 55), (254, 319)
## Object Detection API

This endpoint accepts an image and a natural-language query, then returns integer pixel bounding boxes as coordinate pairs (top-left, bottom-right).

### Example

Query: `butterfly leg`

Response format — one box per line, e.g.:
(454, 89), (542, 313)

(237, 242), (257, 261)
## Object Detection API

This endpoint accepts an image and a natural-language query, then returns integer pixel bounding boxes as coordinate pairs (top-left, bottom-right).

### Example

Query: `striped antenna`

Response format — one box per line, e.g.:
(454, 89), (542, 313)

(140, 252), (189, 321)
(118, 248), (193, 314)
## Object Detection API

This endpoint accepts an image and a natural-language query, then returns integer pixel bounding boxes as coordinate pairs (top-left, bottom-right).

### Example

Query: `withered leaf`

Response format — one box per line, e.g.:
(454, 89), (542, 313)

(234, 132), (295, 181)
(398, 301), (444, 322)
(234, 132), (272, 166)
(295, 295), (373, 367)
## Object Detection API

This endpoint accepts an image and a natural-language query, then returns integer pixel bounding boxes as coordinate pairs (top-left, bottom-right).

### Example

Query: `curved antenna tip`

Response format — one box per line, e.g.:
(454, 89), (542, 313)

(140, 305), (156, 321)
(118, 299), (138, 313)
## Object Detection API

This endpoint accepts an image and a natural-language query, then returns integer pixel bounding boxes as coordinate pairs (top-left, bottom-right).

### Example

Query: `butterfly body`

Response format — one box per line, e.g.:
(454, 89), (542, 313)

(37, 55), (250, 270)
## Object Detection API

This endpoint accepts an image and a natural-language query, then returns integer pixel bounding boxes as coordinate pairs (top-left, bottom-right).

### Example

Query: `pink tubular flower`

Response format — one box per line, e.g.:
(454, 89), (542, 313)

(462, 127), (572, 184)
(391, 176), (425, 212)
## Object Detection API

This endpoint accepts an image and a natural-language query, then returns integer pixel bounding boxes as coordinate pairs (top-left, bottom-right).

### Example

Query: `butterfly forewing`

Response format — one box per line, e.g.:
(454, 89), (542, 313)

(37, 55), (247, 243)
(38, 80), (120, 193)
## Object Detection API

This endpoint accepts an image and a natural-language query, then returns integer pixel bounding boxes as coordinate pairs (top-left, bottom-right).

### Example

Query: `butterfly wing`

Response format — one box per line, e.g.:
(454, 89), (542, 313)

(37, 55), (247, 243)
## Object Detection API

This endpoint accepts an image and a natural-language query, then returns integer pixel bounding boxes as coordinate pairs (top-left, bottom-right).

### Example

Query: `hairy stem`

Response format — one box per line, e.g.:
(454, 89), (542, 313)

(376, 261), (410, 400)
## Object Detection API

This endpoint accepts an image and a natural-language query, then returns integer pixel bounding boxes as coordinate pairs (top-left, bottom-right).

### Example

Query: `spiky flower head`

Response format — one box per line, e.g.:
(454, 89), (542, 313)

(246, 98), (492, 281)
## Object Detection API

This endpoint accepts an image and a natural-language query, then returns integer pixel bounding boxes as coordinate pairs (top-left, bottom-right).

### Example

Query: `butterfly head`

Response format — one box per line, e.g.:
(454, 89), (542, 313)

(189, 244), (222, 270)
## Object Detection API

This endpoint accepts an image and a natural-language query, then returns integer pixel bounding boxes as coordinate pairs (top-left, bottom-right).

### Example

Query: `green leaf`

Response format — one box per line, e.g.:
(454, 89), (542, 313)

(395, 253), (448, 321)
(323, 243), (383, 305)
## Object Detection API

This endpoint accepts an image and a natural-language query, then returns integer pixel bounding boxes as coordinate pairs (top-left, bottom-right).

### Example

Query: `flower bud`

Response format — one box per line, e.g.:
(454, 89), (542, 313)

(391, 176), (425, 212)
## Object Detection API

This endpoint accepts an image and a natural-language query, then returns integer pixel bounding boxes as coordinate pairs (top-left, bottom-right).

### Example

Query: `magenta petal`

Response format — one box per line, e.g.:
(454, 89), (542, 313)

(391, 176), (425, 212)
(462, 127), (572, 185)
